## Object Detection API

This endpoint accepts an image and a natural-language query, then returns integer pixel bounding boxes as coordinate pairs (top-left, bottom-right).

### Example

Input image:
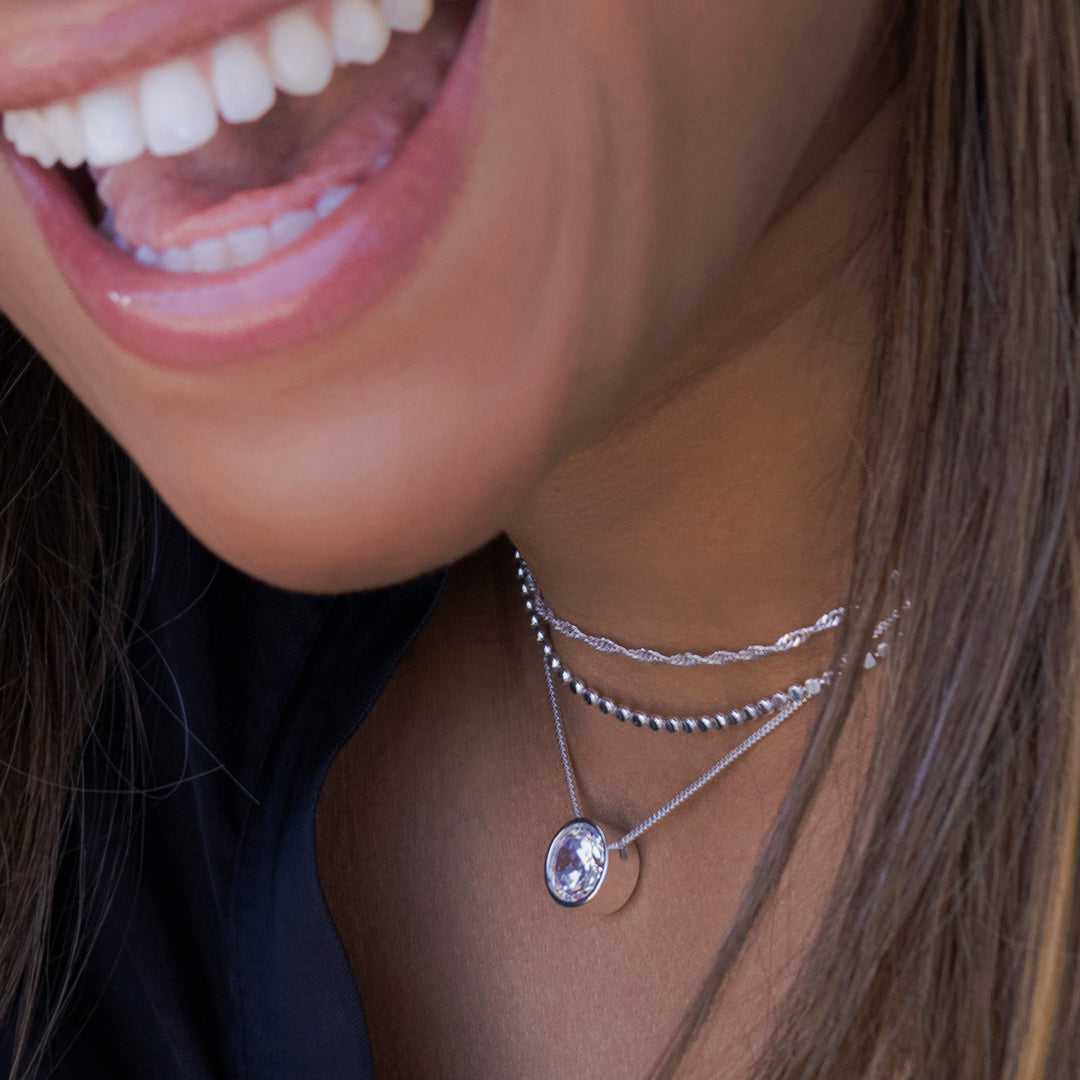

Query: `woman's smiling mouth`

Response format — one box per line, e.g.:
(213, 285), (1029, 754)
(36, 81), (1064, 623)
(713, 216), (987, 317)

(0, 0), (485, 364)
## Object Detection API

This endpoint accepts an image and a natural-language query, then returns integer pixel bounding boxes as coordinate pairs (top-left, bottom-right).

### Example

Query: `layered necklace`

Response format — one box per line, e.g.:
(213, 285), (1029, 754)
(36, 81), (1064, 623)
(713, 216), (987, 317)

(515, 551), (897, 914)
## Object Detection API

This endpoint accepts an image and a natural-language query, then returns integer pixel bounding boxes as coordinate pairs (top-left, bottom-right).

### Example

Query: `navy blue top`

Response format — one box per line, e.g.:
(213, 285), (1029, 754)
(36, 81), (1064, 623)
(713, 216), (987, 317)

(4, 503), (444, 1079)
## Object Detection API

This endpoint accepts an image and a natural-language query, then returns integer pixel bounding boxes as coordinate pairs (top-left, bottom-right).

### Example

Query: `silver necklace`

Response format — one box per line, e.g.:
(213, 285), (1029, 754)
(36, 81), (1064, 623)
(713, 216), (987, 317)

(518, 553), (897, 735)
(542, 664), (821, 913)
(537, 606), (840, 733)
(517, 551), (844, 666)
(524, 554), (896, 911)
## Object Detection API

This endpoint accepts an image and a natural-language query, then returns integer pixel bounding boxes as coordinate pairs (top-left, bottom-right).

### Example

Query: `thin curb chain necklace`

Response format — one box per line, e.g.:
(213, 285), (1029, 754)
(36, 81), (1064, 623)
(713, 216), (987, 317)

(516, 551), (895, 913)
(542, 665), (821, 914)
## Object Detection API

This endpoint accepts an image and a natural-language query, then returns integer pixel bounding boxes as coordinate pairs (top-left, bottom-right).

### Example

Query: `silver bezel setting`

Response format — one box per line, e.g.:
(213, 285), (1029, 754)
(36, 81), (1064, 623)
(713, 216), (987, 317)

(545, 818), (609, 907)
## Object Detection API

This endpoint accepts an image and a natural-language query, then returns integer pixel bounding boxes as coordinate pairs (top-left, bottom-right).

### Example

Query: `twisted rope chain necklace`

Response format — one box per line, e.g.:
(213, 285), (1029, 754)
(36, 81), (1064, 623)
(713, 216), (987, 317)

(514, 551), (897, 913)
(518, 551), (846, 666)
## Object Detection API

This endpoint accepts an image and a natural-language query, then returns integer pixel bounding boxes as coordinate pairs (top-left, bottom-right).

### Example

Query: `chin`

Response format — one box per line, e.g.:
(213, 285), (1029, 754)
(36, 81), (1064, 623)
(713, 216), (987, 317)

(0, 0), (881, 599)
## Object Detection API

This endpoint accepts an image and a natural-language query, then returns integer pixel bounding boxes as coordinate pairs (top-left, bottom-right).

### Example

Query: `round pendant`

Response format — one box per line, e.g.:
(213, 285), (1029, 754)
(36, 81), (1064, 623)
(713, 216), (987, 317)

(544, 818), (640, 914)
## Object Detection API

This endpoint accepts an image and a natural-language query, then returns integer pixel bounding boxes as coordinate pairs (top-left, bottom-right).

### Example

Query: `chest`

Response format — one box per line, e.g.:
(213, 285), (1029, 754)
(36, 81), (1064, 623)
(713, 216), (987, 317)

(315, 568), (862, 1079)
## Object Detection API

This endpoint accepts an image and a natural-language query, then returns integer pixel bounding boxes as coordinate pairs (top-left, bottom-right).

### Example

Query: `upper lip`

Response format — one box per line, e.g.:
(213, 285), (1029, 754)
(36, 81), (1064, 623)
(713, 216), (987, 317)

(0, 0), (303, 111)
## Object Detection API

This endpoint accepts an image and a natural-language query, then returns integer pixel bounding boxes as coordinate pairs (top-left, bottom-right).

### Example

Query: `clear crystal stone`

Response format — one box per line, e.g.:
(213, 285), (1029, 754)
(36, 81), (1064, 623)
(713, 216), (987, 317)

(546, 820), (608, 905)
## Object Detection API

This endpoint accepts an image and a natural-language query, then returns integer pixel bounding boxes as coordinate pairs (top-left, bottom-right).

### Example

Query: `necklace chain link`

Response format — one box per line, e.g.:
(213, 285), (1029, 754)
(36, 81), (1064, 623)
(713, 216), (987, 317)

(527, 552), (899, 909)
(519, 551), (898, 734)
(517, 551), (844, 666)
(545, 664), (817, 851)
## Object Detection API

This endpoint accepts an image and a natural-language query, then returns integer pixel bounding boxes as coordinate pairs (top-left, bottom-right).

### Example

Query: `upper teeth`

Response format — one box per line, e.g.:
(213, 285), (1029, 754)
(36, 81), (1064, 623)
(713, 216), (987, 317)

(1, 0), (434, 170)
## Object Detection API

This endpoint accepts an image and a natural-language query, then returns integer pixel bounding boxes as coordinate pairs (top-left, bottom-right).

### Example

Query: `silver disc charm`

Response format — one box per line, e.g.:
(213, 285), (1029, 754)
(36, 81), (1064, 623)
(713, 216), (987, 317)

(544, 818), (640, 914)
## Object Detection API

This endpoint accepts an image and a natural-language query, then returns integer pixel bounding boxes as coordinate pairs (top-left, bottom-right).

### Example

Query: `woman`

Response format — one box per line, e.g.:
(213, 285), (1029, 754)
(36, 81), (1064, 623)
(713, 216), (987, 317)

(0, 0), (1077, 1076)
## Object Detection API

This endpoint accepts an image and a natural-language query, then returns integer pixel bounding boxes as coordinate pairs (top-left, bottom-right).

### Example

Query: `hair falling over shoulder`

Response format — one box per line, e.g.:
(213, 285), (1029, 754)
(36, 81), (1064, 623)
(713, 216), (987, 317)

(657, 0), (1080, 1076)
(2, 1), (1080, 1078)
(0, 330), (147, 1079)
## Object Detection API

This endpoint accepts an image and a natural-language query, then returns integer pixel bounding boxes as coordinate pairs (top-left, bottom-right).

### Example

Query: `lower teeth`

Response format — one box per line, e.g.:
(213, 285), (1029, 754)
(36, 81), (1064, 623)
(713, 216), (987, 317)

(99, 181), (358, 274)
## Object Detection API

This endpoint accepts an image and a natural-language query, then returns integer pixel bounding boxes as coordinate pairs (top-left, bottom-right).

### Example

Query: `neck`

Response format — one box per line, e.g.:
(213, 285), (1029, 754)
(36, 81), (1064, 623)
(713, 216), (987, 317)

(506, 93), (902, 712)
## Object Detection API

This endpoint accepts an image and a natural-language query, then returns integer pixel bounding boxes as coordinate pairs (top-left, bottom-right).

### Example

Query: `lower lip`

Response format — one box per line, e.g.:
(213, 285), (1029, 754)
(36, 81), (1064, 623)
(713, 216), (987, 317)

(5, 2), (488, 369)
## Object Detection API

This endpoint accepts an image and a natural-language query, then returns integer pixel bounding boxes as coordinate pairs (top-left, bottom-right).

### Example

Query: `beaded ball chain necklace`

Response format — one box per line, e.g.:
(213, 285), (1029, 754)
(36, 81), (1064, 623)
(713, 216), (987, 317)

(514, 552), (898, 913)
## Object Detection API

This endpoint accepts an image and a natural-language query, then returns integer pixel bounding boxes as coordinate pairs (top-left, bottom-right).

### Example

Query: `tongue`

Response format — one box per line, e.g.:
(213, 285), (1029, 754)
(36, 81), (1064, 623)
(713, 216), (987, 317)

(93, 7), (465, 249)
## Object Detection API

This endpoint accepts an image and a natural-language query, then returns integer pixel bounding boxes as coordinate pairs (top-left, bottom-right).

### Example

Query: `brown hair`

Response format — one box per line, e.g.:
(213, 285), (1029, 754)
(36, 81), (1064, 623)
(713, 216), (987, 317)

(1, 0), (1079, 1078)
(0, 327), (145, 1077)
(658, 0), (1080, 1076)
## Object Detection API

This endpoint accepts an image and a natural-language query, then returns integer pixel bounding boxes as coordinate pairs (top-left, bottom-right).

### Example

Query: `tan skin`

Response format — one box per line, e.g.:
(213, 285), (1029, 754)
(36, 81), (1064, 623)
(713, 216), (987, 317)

(319, 48), (902, 1080)
(0, 0), (901, 1073)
